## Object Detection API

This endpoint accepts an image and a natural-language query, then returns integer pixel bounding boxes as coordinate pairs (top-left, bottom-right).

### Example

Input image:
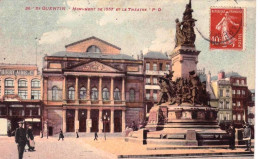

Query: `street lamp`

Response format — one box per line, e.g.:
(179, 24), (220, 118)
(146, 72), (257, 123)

(103, 112), (110, 141)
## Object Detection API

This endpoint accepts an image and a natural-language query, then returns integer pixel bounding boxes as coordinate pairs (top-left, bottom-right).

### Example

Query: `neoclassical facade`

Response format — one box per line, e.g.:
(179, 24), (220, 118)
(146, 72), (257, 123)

(42, 36), (144, 135)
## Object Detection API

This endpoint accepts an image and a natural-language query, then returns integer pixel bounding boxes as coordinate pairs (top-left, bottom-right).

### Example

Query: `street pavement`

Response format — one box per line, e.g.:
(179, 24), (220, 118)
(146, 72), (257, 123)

(0, 136), (116, 159)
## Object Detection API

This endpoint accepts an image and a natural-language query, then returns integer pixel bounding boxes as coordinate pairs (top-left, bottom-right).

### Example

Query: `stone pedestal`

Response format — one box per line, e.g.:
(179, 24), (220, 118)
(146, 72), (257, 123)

(186, 130), (198, 146)
(171, 45), (200, 80)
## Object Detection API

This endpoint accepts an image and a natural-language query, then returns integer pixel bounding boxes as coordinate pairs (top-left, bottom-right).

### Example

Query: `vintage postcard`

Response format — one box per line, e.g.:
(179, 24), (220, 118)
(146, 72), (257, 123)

(0, 0), (256, 158)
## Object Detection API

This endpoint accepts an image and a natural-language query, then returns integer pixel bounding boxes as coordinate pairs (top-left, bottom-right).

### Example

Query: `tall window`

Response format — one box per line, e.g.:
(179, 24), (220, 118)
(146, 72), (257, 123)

(86, 45), (101, 53)
(242, 90), (245, 95)
(227, 114), (230, 120)
(237, 90), (240, 95)
(237, 101), (241, 107)
(226, 102), (230, 109)
(18, 90), (28, 99)
(159, 63), (163, 71)
(114, 88), (121, 101)
(236, 80), (239, 84)
(79, 87), (86, 100)
(102, 88), (109, 101)
(153, 77), (158, 85)
(146, 90), (150, 100)
(153, 63), (157, 71)
(233, 114), (236, 120)
(31, 90), (41, 100)
(241, 80), (244, 85)
(68, 87), (75, 100)
(166, 64), (170, 71)
(5, 78), (14, 87)
(91, 87), (98, 101)
(219, 113), (223, 120)
(153, 90), (158, 100)
(52, 86), (59, 101)
(219, 89), (223, 97)
(232, 90), (236, 95)
(146, 63), (150, 71)
(219, 101), (223, 109)
(129, 89), (135, 102)
(238, 114), (241, 120)
(146, 77), (151, 84)
(31, 79), (40, 88)
(226, 89), (230, 97)
(18, 79), (27, 87)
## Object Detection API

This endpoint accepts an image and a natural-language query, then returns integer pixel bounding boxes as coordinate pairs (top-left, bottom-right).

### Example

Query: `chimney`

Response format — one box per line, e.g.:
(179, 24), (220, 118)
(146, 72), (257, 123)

(218, 71), (225, 80)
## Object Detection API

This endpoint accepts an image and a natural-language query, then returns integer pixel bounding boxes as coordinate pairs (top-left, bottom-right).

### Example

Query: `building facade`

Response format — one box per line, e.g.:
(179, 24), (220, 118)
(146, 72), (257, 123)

(0, 64), (42, 135)
(42, 36), (144, 135)
(143, 51), (171, 118)
(211, 72), (233, 127)
(230, 76), (249, 127)
(247, 89), (255, 125)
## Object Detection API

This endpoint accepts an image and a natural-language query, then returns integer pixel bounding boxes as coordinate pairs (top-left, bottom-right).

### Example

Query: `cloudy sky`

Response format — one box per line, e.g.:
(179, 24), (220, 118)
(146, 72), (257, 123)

(0, 0), (256, 88)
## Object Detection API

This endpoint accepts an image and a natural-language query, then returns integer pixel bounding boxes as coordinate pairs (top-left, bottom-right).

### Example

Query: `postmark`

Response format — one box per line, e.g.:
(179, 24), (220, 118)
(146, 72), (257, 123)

(210, 8), (244, 50)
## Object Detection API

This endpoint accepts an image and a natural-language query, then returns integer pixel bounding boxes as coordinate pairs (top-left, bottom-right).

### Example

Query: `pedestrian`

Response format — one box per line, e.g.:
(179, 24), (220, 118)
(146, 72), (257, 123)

(15, 121), (27, 159)
(40, 130), (43, 138)
(227, 124), (235, 150)
(243, 123), (252, 152)
(94, 132), (98, 141)
(26, 125), (35, 151)
(58, 129), (64, 141)
(76, 130), (79, 138)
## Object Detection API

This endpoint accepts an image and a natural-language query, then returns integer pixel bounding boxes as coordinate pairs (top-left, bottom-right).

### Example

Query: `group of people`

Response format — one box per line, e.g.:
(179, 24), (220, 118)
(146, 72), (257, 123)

(227, 122), (252, 152)
(15, 121), (35, 159)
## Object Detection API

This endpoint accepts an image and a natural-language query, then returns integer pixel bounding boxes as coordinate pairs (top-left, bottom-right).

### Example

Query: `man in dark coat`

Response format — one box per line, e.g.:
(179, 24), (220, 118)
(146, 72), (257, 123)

(15, 121), (27, 159)
(94, 132), (98, 141)
(227, 124), (235, 150)
(243, 123), (252, 152)
(58, 129), (64, 141)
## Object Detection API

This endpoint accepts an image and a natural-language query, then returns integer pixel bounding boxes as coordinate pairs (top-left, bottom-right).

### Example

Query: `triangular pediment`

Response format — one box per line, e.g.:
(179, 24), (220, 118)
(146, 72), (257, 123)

(69, 61), (121, 72)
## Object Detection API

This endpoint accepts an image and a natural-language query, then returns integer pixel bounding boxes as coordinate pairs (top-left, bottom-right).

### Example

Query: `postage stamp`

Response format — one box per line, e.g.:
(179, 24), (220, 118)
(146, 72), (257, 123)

(210, 8), (244, 50)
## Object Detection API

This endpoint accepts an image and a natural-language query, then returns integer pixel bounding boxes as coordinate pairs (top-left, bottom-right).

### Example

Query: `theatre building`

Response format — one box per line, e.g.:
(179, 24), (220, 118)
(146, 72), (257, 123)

(42, 36), (144, 135)
(0, 64), (42, 135)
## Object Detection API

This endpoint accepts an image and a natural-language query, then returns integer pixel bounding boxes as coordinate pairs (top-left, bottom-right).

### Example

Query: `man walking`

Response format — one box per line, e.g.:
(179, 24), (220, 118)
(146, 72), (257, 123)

(15, 121), (27, 159)
(26, 125), (35, 151)
(243, 123), (252, 152)
(227, 124), (235, 150)
(94, 132), (98, 141)
(58, 129), (64, 141)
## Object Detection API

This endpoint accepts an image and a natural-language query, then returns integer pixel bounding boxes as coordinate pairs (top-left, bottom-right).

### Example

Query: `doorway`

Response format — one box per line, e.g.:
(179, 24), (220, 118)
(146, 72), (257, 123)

(79, 109), (87, 132)
(66, 109), (75, 132)
(90, 109), (99, 132)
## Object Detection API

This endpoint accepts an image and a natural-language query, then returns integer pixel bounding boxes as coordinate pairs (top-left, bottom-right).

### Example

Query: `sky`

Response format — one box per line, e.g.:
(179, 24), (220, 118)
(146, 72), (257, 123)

(0, 0), (256, 89)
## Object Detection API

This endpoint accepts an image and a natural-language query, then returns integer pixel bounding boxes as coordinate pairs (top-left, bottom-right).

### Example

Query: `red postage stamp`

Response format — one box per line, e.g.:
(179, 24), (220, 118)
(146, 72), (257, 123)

(210, 8), (244, 50)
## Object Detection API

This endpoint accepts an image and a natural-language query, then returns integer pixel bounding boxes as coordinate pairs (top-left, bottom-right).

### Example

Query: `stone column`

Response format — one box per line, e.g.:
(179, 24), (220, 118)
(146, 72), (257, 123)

(98, 109), (103, 133)
(122, 77), (125, 104)
(75, 76), (79, 104)
(62, 76), (67, 104)
(28, 78), (31, 100)
(98, 77), (102, 104)
(62, 109), (66, 133)
(122, 110), (126, 131)
(86, 109), (91, 133)
(87, 77), (91, 104)
(110, 109), (114, 133)
(110, 77), (114, 104)
(75, 109), (79, 132)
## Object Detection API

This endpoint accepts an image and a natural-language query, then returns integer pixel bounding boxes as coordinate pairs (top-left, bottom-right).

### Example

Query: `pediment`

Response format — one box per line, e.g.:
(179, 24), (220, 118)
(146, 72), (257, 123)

(70, 61), (121, 72)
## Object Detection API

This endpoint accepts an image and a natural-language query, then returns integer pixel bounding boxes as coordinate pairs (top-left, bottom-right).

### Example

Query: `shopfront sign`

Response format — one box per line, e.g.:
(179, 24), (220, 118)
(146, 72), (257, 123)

(0, 69), (34, 76)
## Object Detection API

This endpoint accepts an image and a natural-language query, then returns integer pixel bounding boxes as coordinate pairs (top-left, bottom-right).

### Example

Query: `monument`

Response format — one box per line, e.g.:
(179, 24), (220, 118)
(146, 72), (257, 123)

(126, 0), (229, 146)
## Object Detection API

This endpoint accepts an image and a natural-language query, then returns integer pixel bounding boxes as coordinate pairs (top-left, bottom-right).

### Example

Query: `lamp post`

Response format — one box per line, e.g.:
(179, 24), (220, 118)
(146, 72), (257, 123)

(103, 112), (110, 141)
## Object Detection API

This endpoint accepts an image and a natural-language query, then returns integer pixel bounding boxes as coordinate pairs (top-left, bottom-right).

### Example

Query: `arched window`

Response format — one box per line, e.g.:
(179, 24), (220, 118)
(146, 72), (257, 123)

(86, 45), (101, 53)
(5, 78), (14, 87)
(18, 79), (27, 87)
(31, 79), (40, 88)
(114, 88), (121, 101)
(91, 87), (98, 101)
(68, 87), (75, 100)
(79, 87), (86, 100)
(129, 89), (135, 102)
(102, 88), (109, 101)
(52, 86), (58, 101)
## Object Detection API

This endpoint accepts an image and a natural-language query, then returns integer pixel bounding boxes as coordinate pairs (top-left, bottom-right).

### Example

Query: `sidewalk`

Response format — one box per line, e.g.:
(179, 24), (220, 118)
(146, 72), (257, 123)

(84, 137), (254, 158)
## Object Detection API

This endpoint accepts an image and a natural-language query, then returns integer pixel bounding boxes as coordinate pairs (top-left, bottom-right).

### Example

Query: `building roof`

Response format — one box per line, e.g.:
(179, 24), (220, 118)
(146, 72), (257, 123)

(50, 51), (135, 60)
(144, 51), (170, 60)
(65, 36), (121, 50)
